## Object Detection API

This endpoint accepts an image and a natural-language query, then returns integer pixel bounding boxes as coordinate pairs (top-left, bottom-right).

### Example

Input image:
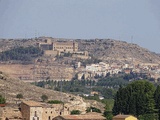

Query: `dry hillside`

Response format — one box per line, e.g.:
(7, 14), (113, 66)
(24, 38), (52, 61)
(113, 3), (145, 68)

(77, 39), (160, 64)
(0, 71), (105, 113)
(1, 38), (160, 64)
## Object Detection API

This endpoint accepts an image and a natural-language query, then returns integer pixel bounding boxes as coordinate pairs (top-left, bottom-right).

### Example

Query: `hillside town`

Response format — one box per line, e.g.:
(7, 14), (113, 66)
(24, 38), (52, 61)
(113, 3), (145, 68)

(0, 37), (160, 120)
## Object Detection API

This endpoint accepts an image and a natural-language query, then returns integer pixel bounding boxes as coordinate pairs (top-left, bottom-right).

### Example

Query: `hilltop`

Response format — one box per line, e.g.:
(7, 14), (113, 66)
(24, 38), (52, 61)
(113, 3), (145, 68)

(1, 37), (160, 64)
(77, 39), (160, 64)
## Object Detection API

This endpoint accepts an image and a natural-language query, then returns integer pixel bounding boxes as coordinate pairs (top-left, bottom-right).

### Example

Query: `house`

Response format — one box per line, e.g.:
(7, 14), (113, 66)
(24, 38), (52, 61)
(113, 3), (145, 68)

(20, 100), (69, 120)
(112, 114), (137, 120)
(52, 113), (106, 120)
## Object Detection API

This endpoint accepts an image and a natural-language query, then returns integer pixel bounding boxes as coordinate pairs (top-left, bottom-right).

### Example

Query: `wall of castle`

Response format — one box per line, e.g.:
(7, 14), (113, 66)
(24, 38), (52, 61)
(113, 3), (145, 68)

(53, 42), (78, 53)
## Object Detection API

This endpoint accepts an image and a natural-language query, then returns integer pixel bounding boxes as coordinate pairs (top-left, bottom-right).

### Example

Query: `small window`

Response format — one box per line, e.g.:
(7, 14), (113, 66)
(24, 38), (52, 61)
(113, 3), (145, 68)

(48, 116), (51, 120)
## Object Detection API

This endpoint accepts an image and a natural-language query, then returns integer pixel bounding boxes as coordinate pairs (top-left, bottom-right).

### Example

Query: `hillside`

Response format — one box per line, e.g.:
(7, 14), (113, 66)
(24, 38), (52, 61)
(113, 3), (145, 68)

(0, 72), (105, 113)
(1, 37), (160, 64)
(77, 39), (160, 64)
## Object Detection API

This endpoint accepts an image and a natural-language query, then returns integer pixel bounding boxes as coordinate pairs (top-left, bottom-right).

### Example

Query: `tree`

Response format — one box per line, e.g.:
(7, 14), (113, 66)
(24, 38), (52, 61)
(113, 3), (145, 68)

(0, 95), (5, 104)
(113, 80), (156, 117)
(103, 111), (113, 120)
(70, 110), (81, 115)
(48, 100), (63, 104)
(16, 93), (23, 99)
(103, 100), (113, 120)
(154, 85), (160, 120)
(41, 94), (48, 102)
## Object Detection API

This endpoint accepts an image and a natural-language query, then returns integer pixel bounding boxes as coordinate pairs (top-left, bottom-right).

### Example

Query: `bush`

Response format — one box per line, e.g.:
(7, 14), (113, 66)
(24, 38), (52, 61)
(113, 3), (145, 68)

(48, 100), (63, 104)
(0, 95), (5, 104)
(16, 93), (23, 99)
(41, 94), (48, 102)
(70, 110), (81, 115)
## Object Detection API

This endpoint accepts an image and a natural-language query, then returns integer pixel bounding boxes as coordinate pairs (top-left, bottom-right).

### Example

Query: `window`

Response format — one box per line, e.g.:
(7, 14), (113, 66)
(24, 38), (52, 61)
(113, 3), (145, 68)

(48, 116), (51, 120)
(34, 111), (37, 117)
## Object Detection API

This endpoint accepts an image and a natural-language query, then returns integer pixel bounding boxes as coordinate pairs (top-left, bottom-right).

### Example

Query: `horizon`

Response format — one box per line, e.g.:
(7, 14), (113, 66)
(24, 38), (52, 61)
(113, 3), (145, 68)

(0, 0), (160, 53)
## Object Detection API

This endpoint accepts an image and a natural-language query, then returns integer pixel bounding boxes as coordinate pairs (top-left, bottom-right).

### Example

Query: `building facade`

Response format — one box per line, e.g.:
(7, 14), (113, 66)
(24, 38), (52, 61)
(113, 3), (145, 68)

(21, 100), (69, 120)
(38, 40), (78, 53)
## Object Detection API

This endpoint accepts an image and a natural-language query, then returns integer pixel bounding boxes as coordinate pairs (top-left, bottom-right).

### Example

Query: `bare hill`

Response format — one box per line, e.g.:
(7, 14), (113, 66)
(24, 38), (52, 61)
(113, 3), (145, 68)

(77, 39), (160, 64)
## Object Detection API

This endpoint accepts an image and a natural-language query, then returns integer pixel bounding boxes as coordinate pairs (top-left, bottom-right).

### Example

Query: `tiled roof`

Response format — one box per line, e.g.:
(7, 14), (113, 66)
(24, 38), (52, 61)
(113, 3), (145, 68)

(113, 114), (135, 118)
(22, 100), (42, 107)
(56, 114), (106, 120)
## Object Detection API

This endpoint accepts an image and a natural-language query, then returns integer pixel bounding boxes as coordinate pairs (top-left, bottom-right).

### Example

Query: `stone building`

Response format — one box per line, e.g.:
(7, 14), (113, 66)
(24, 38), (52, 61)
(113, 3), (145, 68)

(53, 113), (106, 120)
(37, 40), (78, 54)
(20, 100), (69, 120)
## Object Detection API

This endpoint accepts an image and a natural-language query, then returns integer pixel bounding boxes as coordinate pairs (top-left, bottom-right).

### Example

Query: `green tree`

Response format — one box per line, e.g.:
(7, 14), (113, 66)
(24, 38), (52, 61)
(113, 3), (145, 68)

(154, 85), (160, 120)
(48, 100), (63, 104)
(70, 110), (81, 115)
(0, 95), (5, 104)
(41, 94), (48, 102)
(103, 111), (113, 120)
(113, 80), (156, 117)
(16, 93), (23, 100)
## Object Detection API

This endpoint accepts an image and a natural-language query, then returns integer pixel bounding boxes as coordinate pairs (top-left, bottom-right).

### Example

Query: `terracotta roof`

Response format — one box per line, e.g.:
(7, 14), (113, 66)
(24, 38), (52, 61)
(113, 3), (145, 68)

(22, 100), (42, 107)
(0, 104), (6, 107)
(113, 114), (135, 119)
(84, 112), (103, 116)
(55, 115), (106, 120)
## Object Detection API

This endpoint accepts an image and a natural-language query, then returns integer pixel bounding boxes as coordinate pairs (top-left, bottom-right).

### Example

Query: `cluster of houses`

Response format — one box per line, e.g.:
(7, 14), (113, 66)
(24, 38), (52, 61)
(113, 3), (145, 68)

(0, 100), (138, 120)
(77, 62), (160, 81)
(35, 38), (160, 83)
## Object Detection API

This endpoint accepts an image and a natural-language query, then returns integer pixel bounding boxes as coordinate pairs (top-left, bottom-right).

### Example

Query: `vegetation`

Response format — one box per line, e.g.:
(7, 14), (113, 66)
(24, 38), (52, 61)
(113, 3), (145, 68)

(0, 46), (43, 62)
(112, 80), (158, 119)
(103, 111), (113, 120)
(41, 94), (48, 102)
(70, 110), (81, 115)
(16, 93), (23, 99)
(33, 78), (118, 99)
(154, 85), (160, 120)
(48, 100), (63, 104)
(0, 95), (5, 104)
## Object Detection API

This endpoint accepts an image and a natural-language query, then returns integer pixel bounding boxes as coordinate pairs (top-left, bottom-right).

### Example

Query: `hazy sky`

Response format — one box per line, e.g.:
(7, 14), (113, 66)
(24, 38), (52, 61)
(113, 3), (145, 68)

(0, 0), (160, 53)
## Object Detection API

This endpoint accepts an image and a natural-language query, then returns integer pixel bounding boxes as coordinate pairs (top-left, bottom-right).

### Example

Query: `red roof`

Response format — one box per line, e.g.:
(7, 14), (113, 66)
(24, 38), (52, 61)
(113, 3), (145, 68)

(0, 104), (6, 107)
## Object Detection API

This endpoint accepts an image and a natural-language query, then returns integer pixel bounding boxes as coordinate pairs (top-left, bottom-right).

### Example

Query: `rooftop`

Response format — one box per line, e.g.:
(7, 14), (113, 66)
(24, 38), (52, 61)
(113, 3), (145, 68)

(113, 114), (135, 119)
(22, 100), (42, 107)
(55, 114), (106, 120)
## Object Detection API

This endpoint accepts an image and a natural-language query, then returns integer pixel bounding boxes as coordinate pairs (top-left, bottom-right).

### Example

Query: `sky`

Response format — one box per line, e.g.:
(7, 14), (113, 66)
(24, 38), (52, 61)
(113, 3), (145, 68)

(0, 0), (160, 53)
